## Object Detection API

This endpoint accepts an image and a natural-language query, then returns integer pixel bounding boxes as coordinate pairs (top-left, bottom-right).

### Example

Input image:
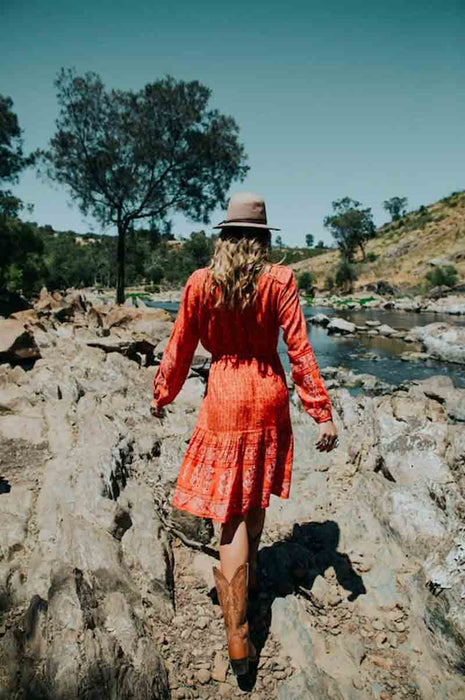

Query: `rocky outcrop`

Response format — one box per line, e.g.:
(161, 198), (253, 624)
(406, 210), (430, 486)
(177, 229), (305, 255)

(1, 306), (465, 698)
(0, 320), (41, 364)
(404, 322), (465, 365)
(0, 332), (179, 698)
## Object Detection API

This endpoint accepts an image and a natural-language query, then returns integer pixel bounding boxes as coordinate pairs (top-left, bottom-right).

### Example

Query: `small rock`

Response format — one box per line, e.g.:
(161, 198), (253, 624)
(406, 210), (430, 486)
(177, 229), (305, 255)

(387, 609), (403, 622)
(371, 655), (393, 672)
(196, 616), (209, 629)
(196, 669), (211, 684)
(273, 670), (287, 680)
(212, 651), (229, 682)
(376, 632), (388, 647)
(372, 618), (385, 631)
(353, 678), (364, 689)
(328, 593), (342, 607)
(218, 682), (234, 697)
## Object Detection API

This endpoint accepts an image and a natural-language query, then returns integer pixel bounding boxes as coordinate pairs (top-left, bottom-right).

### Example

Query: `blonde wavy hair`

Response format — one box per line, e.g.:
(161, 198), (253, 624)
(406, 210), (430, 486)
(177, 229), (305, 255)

(206, 227), (273, 310)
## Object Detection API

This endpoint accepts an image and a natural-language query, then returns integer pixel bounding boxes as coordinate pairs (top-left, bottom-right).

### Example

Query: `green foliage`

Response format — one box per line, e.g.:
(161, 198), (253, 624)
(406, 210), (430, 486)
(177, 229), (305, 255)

(334, 258), (358, 293)
(275, 234), (284, 247)
(366, 251), (378, 262)
(305, 233), (314, 248)
(0, 213), (46, 295)
(425, 265), (459, 288)
(324, 197), (375, 262)
(325, 274), (334, 290)
(0, 95), (31, 197)
(358, 296), (377, 305)
(383, 196), (408, 221)
(37, 68), (249, 303)
(297, 270), (313, 293)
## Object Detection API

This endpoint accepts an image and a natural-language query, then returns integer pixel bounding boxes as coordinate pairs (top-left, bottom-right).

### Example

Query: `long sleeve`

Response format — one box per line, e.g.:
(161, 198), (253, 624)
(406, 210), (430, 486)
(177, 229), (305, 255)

(152, 271), (201, 409)
(277, 270), (333, 423)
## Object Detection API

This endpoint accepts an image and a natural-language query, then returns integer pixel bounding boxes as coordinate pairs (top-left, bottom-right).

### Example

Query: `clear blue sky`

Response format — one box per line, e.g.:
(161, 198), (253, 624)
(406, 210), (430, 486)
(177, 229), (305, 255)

(1, 0), (464, 245)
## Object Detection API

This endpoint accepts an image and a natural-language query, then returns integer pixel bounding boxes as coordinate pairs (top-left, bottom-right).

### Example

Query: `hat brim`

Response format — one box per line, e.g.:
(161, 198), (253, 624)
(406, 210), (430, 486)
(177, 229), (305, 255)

(213, 221), (280, 231)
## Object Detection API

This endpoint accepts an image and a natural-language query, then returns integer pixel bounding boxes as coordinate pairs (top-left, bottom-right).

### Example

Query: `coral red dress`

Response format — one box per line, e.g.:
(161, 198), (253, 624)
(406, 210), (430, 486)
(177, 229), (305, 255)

(152, 264), (333, 523)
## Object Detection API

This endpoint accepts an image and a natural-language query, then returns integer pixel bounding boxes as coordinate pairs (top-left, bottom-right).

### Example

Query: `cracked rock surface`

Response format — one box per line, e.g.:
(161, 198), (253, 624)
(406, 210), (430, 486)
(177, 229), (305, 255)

(0, 302), (465, 699)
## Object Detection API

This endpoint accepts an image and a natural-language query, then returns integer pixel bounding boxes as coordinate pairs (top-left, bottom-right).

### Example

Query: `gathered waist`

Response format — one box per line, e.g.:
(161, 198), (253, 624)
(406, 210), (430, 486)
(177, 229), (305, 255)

(211, 351), (280, 363)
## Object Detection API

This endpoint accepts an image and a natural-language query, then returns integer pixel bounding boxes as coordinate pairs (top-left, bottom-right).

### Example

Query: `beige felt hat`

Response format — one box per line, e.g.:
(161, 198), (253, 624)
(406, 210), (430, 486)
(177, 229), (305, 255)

(213, 191), (280, 230)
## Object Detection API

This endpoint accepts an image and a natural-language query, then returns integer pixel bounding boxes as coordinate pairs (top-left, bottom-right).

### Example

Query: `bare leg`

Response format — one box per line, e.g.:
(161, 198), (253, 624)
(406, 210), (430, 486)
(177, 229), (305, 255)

(219, 515), (249, 582)
(246, 508), (265, 591)
(215, 515), (256, 671)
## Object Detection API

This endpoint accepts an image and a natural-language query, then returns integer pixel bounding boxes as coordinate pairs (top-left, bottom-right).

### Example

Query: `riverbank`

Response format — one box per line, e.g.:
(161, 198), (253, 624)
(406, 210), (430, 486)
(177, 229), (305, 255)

(1, 297), (464, 699)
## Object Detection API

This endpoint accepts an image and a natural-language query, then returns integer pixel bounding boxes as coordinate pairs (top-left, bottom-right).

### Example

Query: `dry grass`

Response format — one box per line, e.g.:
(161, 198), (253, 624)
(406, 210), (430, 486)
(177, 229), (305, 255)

(291, 191), (465, 293)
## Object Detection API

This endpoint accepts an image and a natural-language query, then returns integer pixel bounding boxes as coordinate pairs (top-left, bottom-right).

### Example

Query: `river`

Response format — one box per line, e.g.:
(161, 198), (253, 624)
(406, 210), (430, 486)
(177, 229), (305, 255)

(147, 301), (465, 389)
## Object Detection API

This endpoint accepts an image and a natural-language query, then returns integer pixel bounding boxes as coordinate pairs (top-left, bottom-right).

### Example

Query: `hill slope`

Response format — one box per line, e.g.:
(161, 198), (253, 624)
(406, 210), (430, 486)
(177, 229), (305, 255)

(291, 191), (465, 293)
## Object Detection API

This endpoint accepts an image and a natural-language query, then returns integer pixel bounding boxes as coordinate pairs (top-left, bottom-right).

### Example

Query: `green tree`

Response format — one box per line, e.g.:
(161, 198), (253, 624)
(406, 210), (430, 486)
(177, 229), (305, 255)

(0, 96), (44, 295)
(305, 233), (314, 248)
(0, 94), (30, 214)
(383, 196), (408, 222)
(316, 239), (325, 248)
(297, 270), (313, 294)
(324, 197), (375, 262)
(325, 274), (334, 290)
(0, 216), (45, 294)
(335, 259), (358, 293)
(275, 234), (283, 247)
(37, 68), (249, 304)
(183, 230), (214, 269)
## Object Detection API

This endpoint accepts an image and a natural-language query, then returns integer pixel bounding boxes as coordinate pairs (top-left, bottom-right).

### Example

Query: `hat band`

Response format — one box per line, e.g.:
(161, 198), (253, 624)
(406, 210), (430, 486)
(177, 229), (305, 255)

(223, 217), (268, 224)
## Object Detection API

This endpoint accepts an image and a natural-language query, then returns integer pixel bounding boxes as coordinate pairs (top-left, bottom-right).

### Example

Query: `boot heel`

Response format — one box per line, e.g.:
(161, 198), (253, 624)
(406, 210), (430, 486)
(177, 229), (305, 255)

(230, 656), (249, 676)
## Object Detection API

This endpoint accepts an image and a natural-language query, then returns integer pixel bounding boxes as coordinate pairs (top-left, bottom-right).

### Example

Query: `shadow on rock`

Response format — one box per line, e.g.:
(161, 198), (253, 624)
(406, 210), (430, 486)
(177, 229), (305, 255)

(215, 520), (367, 692)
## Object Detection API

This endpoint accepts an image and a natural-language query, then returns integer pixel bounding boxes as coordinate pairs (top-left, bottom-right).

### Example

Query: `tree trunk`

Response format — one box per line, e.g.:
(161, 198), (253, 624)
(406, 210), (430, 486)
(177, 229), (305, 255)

(116, 224), (126, 305)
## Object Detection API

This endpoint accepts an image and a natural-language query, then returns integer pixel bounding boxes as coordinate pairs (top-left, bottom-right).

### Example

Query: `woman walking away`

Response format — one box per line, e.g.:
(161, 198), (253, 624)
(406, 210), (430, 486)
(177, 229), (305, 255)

(151, 192), (338, 677)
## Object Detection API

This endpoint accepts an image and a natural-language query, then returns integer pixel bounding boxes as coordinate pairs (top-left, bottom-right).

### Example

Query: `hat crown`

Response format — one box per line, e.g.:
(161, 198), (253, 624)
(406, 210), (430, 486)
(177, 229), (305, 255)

(225, 192), (267, 224)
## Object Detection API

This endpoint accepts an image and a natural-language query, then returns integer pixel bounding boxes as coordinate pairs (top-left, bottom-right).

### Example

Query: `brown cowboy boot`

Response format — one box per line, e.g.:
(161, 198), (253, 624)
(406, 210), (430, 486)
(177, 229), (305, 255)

(213, 563), (257, 675)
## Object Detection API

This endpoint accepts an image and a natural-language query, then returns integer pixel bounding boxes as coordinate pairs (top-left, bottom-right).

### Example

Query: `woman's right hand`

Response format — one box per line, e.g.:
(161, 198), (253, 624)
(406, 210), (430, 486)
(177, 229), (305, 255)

(315, 420), (338, 452)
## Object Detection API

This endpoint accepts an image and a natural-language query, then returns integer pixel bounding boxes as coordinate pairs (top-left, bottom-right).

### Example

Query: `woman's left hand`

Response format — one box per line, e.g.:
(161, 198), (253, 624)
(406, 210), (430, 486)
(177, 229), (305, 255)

(315, 419), (339, 452)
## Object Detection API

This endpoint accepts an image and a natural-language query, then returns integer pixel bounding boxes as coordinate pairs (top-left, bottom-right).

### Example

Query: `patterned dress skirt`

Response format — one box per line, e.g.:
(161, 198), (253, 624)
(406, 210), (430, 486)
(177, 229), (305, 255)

(171, 353), (293, 523)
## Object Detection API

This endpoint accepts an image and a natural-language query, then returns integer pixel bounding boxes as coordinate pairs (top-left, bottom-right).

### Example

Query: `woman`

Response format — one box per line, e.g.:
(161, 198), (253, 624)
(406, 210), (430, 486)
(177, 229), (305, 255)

(151, 192), (338, 676)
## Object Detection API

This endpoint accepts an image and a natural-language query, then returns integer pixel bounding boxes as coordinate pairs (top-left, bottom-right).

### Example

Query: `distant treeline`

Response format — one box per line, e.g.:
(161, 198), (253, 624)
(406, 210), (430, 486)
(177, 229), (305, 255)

(1, 220), (330, 297)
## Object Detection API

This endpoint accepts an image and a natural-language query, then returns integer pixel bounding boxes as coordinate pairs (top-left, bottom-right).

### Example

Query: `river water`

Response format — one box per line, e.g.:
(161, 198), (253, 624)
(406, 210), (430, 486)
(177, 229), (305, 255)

(147, 301), (465, 389)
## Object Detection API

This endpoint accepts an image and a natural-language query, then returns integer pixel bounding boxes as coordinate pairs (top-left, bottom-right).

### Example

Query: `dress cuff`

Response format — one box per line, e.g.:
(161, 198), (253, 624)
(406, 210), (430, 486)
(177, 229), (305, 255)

(314, 409), (333, 423)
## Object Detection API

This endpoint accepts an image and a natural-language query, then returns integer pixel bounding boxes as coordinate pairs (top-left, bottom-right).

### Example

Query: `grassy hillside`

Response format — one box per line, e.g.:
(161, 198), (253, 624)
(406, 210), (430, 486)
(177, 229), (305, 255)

(291, 191), (465, 294)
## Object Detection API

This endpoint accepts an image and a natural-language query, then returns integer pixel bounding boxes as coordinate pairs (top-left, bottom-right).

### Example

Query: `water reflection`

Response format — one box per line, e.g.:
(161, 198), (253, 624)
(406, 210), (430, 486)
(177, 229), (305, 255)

(147, 301), (465, 388)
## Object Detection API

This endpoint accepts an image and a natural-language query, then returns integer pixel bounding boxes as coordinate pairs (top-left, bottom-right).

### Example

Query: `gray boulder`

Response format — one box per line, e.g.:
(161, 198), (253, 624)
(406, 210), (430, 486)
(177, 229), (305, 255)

(404, 322), (465, 364)
(327, 318), (356, 334)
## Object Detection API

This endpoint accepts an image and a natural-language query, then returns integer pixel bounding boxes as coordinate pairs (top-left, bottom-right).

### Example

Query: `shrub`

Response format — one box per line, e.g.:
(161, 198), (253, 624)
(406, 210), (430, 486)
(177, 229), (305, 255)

(325, 274), (334, 290)
(297, 270), (314, 293)
(335, 259), (358, 292)
(366, 251), (378, 262)
(425, 265), (459, 288)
